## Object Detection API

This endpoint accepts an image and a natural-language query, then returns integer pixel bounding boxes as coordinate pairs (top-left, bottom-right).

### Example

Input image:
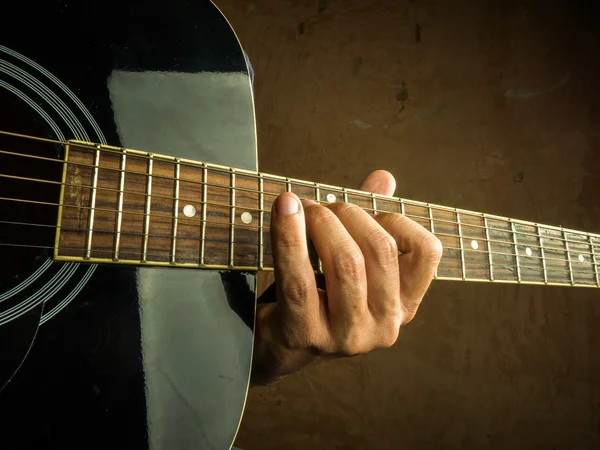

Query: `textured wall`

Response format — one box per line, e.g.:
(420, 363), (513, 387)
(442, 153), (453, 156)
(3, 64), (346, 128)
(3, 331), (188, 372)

(215, 1), (600, 448)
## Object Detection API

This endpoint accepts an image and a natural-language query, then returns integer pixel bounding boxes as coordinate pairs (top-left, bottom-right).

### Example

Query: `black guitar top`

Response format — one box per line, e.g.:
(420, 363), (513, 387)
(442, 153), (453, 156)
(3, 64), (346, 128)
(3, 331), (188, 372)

(0, 1), (257, 449)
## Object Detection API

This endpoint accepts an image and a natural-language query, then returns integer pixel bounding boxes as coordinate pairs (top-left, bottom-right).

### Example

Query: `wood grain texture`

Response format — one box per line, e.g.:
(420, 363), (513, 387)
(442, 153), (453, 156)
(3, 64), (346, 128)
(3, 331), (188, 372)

(56, 142), (600, 288)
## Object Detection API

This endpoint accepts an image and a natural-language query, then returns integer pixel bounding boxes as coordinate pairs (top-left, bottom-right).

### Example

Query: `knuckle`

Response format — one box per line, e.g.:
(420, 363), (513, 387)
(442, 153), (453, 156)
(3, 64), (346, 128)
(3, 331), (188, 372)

(375, 295), (403, 343)
(279, 325), (306, 349)
(379, 322), (400, 349)
(401, 301), (419, 324)
(331, 246), (365, 281)
(368, 232), (398, 266)
(282, 277), (312, 304)
(338, 330), (365, 356)
(382, 292), (403, 318)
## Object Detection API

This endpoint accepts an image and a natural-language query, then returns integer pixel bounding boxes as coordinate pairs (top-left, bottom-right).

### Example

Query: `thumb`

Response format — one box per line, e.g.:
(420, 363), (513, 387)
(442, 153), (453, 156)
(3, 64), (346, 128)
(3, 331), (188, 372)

(270, 193), (319, 315)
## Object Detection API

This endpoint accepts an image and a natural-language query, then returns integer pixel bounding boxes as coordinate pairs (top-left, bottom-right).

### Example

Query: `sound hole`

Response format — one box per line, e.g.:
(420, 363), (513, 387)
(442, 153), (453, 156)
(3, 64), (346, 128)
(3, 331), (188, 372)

(0, 90), (62, 287)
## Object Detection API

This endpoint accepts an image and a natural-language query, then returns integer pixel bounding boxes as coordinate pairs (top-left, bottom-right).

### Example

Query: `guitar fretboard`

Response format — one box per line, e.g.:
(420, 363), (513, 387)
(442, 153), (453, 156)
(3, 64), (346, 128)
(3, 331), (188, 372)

(55, 140), (600, 288)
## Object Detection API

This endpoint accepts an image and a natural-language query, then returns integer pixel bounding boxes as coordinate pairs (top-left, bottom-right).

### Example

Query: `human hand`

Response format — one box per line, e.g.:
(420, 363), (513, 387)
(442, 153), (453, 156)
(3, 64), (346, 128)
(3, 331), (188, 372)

(251, 170), (443, 386)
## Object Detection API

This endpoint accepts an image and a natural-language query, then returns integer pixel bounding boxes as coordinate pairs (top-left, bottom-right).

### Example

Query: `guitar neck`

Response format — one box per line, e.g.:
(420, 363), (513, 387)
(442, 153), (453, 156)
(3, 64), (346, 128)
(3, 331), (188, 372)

(54, 140), (600, 289)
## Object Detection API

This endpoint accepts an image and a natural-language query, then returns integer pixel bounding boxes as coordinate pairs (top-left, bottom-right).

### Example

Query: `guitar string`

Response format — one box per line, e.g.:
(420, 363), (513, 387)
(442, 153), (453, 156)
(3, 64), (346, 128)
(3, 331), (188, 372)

(1, 195), (599, 265)
(3, 168), (596, 257)
(0, 168), (600, 255)
(0, 131), (597, 244)
(1, 134), (599, 280)
(0, 241), (595, 280)
(0, 216), (598, 271)
(1, 150), (597, 250)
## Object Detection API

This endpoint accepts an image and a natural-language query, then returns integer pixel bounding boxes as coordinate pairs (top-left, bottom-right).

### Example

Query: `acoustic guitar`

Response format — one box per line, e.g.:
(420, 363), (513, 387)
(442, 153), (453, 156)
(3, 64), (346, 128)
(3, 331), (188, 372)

(0, 1), (598, 449)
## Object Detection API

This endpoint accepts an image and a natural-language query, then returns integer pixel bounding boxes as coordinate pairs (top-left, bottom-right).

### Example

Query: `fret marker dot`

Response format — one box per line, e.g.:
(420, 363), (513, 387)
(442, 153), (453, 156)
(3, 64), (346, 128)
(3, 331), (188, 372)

(578, 254), (585, 263)
(183, 205), (196, 218)
(471, 240), (478, 250)
(326, 193), (336, 203)
(241, 212), (253, 224)
(525, 247), (533, 257)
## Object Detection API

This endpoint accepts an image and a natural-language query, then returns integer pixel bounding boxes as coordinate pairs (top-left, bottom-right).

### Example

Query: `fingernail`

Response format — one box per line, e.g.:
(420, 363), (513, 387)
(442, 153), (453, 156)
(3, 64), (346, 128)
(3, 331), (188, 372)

(275, 194), (299, 216)
(301, 199), (317, 208)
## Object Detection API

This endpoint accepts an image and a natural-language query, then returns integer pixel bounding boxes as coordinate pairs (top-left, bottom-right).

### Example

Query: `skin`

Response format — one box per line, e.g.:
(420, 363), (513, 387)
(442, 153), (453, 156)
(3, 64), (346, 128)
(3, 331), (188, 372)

(251, 170), (443, 386)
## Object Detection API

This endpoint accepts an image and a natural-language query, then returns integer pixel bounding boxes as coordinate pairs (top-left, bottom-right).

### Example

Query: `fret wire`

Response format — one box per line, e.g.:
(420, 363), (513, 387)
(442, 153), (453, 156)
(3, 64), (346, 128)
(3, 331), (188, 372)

(315, 183), (323, 274)
(430, 228), (595, 259)
(0, 168), (488, 233)
(362, 205), (596, 253)
(396, 210), (584, 249)
(47, 196), (600, 268)
(4, 148), (599, 252)
(113, 149), (127, 261)
(7, 185), (600, 263)
(141, 155), (153, 262)
(455, 209), (466, 280)
(427, 204), (434, 233)
(477, 262), (594, 276)
(15, 187), (600, 259)
(5, 133), (600, 270)
(200, 165), (208, 265)
(170, 159), (181, 265)
(537, 224), (548, 284)
(343, 187), (348, 203)
(35, 162), (595, 252)
(428, 204), (438, 279)
(258, 174), (264, 270)
(229, 169), (236, 269)
(589, 233), (599, 287)
(510, 219), (522, 283)
(444, 244), (590, 266)
(0, 134), (597, 250)
(47, 237), (597, 277)
(371, 193), (377, 215)
(12, 183), (600, 265)
(400, 199), (405, 215)
(60, 180), (598, 258)
(14, 209), (599, 276)
(0, 172), (222, 216)
(49, 224), (600, 276)
(84, 146), (101, 260)
(49, 258), (588, 281)
(44, 256), (598, 282)
(3, 133), (586, 239)
(286, 177), (292, 193)
(3, 138), (536, 236)
(563, 228), (574, 285)
(55, 245), (600, 280)
(58, 214), (593, 268)
(483, 214), (494, 281)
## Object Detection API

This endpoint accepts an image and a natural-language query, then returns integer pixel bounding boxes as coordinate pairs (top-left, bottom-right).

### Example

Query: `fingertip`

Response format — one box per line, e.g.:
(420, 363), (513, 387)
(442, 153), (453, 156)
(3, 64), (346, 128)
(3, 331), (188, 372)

(274, 193), (300, 216)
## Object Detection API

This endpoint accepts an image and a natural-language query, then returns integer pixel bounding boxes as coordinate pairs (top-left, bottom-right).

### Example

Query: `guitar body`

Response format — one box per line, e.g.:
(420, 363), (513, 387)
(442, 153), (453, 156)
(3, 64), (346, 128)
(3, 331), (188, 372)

(0, 2), (257, 449)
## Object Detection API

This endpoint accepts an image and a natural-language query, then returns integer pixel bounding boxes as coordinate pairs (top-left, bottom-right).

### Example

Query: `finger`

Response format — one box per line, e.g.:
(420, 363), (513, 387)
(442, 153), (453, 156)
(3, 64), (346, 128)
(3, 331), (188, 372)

(373, 213), (443, 322)
(359, 170), (396, 197)
(326, 202), (400, 324)
(302, 201), (369, 325)
(271, 193), (322, 324)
